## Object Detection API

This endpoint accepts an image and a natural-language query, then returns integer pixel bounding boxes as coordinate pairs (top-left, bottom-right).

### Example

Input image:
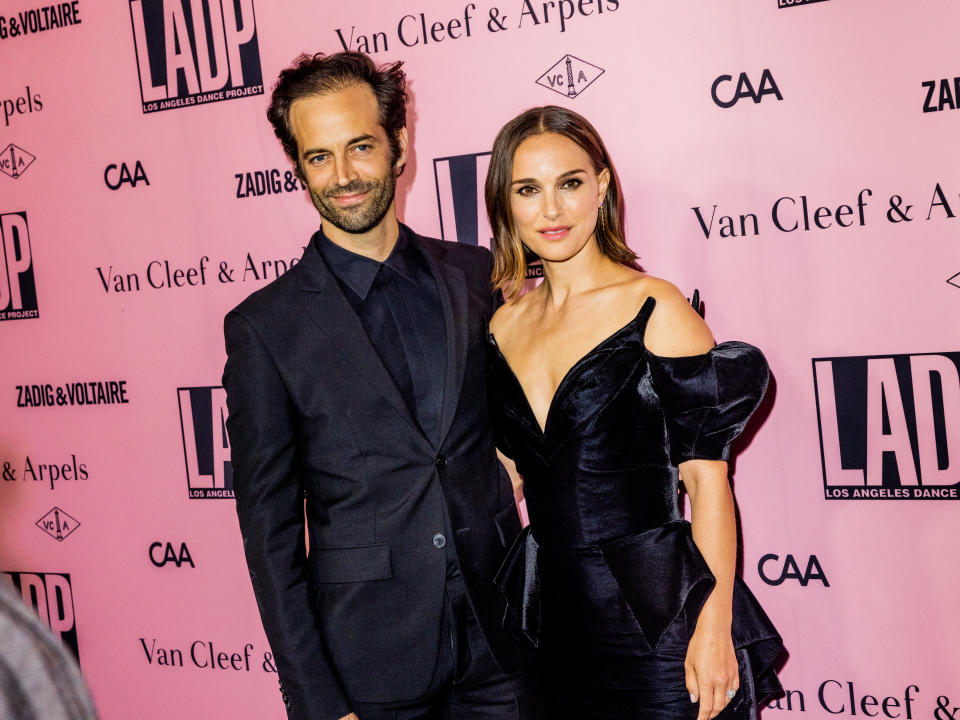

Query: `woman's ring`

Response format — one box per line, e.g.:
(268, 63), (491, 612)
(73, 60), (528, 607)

(725, 689), (736, 700)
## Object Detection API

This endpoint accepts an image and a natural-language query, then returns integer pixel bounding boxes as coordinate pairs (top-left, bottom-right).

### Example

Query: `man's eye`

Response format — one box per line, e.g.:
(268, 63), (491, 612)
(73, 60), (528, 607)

(354, 144), (371, 152)
(309, 154), (328, 164)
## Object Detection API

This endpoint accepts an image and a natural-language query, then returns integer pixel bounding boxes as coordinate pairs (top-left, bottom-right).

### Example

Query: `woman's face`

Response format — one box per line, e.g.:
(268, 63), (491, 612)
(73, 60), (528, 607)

(508, 132), (609, 265)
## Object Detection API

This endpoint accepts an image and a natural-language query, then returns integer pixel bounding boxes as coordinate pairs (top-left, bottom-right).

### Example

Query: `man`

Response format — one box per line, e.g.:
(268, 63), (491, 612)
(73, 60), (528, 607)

(222, 52), (537, 720)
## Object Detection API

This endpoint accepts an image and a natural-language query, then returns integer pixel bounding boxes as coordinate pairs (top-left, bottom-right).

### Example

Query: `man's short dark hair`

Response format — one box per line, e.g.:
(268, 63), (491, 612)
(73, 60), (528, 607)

(266, 51), (408, 178)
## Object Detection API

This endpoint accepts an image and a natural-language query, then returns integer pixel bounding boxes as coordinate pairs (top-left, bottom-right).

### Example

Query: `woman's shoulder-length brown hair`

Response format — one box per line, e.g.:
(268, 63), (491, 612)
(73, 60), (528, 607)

(484, 105), (637, 299)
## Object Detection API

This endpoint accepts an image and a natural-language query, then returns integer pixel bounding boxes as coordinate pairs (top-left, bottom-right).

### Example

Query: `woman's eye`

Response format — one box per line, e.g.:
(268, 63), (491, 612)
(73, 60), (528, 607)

(561, 178), (583, 190)
(516, 185), (539, 196)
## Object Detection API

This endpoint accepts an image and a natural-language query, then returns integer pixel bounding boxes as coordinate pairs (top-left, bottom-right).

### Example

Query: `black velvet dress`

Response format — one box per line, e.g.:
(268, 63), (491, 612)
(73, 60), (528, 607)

(488, 296), (783, 720)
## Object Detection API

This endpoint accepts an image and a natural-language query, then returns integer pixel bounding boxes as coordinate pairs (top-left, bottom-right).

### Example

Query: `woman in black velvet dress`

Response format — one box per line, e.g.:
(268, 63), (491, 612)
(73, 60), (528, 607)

(484, 106), (782, 720)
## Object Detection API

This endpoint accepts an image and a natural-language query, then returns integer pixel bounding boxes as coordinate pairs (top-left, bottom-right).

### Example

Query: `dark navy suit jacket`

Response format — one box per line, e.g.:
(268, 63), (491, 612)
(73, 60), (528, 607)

(222, 226), (525, 720)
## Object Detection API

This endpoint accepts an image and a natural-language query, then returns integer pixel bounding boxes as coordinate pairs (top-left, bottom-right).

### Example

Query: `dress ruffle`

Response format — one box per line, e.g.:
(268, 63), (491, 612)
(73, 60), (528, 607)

(494, 524), (541, 648)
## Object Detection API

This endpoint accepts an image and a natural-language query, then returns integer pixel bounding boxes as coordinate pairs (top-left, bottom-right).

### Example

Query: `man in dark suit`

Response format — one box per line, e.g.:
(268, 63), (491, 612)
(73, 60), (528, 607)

(222, 52), (536, 720)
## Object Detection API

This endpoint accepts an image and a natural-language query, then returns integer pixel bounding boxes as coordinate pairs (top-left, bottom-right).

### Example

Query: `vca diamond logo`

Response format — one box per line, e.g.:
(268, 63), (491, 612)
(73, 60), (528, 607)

(536, 54), (604, 99)
(36, 507), (81, 541)
(0, 144), (36, 179)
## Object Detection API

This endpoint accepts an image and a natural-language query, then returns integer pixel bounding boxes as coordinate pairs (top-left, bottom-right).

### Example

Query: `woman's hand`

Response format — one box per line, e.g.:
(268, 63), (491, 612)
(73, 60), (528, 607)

(678, 457), (740, 720)
(685, 614), (739, 720)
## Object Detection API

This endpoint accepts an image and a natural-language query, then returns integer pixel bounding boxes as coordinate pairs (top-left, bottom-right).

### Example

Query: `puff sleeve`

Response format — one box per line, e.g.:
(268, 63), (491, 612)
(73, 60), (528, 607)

(648, 341), (769, 466)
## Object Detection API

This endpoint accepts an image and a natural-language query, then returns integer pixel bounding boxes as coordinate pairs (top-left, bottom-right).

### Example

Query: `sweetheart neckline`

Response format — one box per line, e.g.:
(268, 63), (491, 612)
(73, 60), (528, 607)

(488, 297), (656, 436)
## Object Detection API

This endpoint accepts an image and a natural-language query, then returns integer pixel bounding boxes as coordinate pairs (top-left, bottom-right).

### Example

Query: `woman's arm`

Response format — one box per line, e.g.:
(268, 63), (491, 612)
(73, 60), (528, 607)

(679, 459), (739, 720)
(641, 278), (739, 719)
(497, 449), (525, 502)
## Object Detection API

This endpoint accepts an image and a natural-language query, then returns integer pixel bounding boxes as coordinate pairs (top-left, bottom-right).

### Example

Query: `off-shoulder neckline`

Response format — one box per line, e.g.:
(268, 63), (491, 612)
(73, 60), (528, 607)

(488, 297), (657, 435)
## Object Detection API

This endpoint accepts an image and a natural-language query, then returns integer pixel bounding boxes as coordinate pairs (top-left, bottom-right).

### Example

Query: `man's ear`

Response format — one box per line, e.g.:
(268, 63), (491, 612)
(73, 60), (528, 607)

(394, 127), (409, 174)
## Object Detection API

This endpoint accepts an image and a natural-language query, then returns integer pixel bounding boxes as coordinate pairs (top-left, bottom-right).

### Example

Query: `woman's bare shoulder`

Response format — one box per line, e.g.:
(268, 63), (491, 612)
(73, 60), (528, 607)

(639, 275), (716, 357)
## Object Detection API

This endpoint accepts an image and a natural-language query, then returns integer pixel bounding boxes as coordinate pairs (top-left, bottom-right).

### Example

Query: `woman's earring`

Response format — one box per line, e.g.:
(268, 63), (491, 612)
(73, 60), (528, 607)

(598, 204), (607, 234)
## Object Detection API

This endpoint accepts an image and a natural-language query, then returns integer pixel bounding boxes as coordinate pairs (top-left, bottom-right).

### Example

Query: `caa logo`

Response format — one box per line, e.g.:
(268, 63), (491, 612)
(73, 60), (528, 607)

(711, 69), (782, 108)
(758, 554), (829, 587)
(0, 211), (39, 321)
(177, 386), (233, 499)
(813, 352), (960, 499)
(2, 571), (79, 661)
(129, 0), (263, 114)
(105, 161), (149, 190)
(149, 541), (194, 567)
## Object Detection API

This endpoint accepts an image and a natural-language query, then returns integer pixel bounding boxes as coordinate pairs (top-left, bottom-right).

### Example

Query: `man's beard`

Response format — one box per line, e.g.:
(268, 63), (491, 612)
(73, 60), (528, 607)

(309, 171), (396, 235)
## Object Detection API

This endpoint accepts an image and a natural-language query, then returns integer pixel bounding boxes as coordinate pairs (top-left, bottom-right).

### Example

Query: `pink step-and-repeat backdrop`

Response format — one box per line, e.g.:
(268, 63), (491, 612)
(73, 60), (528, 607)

(2, 0), (959, 718)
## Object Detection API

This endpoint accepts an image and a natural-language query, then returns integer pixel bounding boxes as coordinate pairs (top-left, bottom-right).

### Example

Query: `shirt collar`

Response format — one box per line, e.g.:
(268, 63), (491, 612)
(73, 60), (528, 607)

(314, 224), (421, 300)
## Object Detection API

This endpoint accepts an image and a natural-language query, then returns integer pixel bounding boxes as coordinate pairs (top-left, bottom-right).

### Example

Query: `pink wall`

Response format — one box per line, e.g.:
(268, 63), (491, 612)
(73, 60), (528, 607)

(2, 0), (959, 717)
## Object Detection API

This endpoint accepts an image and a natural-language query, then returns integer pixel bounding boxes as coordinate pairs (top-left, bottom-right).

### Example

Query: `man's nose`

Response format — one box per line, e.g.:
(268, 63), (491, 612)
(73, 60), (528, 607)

(335, 156), (359, 187)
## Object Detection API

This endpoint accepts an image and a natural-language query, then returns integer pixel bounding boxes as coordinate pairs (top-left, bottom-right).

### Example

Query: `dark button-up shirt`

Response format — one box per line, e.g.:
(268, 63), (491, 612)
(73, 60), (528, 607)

(315, 224), (447, 445)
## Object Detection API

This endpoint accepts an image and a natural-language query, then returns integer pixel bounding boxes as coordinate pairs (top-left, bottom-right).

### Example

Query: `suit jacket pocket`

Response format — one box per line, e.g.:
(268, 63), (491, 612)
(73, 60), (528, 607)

(311, 543), (392, 584)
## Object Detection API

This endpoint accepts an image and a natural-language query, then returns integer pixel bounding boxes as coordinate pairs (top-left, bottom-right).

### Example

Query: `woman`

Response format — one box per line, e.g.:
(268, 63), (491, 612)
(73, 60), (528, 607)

(485, 106), (782, 720)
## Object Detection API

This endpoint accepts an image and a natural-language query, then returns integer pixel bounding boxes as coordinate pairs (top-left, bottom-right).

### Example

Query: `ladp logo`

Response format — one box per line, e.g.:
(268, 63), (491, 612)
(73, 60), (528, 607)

(177, 386), (233, 499)
(2, 572), (79, 661)
(434, 152), (491, 248)
(0, 211), (39, 321)
(129, 0), (263, 114)
(813, 352), (960, 499)
(434, 152), (540, 278)
(778, 0), (830, 7)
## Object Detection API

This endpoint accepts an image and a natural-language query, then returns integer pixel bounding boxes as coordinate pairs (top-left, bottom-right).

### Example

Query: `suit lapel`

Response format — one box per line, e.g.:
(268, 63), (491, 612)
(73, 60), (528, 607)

(294, 238), (430, 445)
(416, 233), (469, 449)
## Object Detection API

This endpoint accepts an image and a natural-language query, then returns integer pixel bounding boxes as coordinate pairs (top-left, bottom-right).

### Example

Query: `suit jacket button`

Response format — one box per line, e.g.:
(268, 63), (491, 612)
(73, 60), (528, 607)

(432, 533), (446, 549)
(435, 455), (447, 468)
